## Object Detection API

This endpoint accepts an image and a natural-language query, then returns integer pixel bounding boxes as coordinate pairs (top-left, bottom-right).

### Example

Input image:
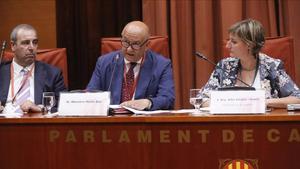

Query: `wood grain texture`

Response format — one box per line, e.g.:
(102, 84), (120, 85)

(0, 0), (56, 49)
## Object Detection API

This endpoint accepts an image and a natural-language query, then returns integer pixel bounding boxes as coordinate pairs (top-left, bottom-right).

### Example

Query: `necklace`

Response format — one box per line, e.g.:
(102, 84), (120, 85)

(238, 58), (259, 86)
(240, 56), (258, 71)
(241, 66), (256, 71)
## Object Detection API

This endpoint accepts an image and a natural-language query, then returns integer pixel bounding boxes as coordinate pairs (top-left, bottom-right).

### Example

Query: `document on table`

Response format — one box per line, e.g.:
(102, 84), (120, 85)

(122, 106), (199, 115)
(122, 106), (170, 115)
(0, 113), (22, 118)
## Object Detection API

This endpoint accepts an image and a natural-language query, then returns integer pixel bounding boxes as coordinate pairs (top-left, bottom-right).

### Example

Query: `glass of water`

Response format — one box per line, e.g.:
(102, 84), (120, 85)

(42, 92), (55, 115)
(189, 89), (203, 113)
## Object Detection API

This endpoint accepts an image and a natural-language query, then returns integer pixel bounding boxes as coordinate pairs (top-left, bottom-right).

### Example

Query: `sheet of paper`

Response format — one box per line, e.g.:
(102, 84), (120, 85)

(171, 109), (198, 113)
(122, 106), (171, 115)
(0, 113), (22, 118)
(122, 107), (205, 115)
(109, 105), (122, 109)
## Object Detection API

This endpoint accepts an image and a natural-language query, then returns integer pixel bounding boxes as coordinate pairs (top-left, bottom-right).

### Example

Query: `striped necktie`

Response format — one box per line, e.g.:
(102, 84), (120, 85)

(14, 69), (31, 107)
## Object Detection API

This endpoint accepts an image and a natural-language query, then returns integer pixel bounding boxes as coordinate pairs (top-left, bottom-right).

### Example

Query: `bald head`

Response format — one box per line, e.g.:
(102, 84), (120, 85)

(122, 21), (150, 41)
(120, 21), (150, 62)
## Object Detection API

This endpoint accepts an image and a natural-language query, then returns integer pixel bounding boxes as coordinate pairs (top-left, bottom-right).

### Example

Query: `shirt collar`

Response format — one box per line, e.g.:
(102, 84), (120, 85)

(12, 58), (35, 74)
(124, 57), (143, 65)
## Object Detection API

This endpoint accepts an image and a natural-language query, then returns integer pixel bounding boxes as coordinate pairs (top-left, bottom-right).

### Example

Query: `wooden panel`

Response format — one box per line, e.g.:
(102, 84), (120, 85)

(0, 109), (300, 124)
(0, 110), (300, 169)
(0, 0), (56, 49)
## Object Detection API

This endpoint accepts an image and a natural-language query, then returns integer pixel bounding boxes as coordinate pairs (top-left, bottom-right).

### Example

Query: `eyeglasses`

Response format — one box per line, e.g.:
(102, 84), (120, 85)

(121, 39), (148, 50)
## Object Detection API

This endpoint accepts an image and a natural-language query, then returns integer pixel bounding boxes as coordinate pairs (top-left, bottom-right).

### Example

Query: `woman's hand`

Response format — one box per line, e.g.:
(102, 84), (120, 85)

(266, 96), (300, 108)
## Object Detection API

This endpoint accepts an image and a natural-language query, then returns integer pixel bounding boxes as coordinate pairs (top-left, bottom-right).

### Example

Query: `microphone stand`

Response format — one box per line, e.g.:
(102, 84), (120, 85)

(108, 54), (120, 91)
(0, 41), (7, 65)
(195, 51), (255, 91)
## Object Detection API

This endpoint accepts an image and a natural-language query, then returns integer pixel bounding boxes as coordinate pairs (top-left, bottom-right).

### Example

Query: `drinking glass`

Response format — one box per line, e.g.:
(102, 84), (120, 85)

(189, 89), (203, 113)
(42, 92), (55, 115)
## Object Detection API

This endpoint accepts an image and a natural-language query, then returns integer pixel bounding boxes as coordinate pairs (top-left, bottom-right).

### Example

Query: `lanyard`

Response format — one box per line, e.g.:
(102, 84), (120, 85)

(10, 63), (34, 103)
(123, 56), (145, 100)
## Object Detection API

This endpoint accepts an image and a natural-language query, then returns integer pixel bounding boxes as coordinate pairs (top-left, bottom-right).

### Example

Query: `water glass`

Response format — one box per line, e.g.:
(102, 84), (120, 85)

(189, 89), (203, 113)
(42, 92), (55, 115)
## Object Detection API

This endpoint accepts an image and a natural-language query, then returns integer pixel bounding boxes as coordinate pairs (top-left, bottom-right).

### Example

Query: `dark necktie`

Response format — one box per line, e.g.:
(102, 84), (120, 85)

(121, 62), (137, 102)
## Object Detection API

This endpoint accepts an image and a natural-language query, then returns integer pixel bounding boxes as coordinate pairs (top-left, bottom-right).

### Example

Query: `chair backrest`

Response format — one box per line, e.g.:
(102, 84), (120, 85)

(3, 48), (69, 87)
(223, 36), (295, 79)
(100, 36), (170, 58)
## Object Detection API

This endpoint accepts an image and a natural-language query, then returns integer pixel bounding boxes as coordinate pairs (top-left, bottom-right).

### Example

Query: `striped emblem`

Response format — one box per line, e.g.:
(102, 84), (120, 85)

(221, 159), (257, 169)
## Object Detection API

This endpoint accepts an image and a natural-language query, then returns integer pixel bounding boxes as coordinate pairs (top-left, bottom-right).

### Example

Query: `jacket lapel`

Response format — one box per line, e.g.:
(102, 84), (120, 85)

(34, 62), (46, 104)
(258, 55), (270, 81)
(134, 51), (153, 99)
(221, 59), (239, 87)
(111, 53), (124, 104)
(257, 55), (274, 98)
(0, 63), (11, 105)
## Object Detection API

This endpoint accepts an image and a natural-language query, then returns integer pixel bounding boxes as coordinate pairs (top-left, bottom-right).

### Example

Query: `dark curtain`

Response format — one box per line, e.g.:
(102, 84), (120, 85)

(56, 0), (142, 90)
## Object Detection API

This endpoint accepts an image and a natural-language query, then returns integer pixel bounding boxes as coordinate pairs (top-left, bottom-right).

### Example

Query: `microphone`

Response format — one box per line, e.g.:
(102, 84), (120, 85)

(195, 51), (255, 90)
(107, 54), (120, 91)
(0, 40), (7, 65)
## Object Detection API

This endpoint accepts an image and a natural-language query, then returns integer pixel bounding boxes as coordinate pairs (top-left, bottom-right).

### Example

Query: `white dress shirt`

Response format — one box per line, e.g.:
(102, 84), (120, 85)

(6, 59), (35, 105)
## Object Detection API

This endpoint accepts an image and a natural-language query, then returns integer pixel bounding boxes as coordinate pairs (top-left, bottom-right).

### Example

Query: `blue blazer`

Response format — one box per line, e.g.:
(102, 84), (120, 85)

(0, 61), (67, 111)
(87, 50), (175, 110)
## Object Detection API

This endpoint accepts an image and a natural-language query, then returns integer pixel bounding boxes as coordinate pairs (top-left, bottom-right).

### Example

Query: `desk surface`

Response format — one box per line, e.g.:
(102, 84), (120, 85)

(0, 109), (299, 169)
(0, 108), (299, 124)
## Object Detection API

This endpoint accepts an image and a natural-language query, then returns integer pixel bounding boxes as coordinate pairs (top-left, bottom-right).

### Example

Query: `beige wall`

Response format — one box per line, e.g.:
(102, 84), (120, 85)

(0, 0), (56, 50)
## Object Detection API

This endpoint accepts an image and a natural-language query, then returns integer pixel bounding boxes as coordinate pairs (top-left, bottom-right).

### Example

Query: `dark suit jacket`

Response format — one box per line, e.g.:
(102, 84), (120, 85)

(87, 50), (175, 110)
(0, 61), (67, 111)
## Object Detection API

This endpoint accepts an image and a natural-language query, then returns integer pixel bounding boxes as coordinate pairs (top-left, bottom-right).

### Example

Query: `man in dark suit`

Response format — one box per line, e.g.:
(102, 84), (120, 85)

(87, 21), (175, 110)
(0, 24), (66, 113)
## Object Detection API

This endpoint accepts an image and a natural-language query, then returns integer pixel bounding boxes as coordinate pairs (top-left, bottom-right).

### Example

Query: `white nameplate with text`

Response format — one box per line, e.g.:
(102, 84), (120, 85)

(210, 90), (265, 114)
(58, 92), (110, 116)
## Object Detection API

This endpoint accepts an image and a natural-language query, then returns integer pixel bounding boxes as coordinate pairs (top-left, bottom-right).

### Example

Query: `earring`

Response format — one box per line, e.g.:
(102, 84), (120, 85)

(248, 47), (251, 54)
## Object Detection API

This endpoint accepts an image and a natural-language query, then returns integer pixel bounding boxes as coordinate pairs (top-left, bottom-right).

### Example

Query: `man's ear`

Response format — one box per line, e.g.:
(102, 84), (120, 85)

(145, 40), (150, 46)
(10, 41), (16, 52)
(144, 40), (150, 50)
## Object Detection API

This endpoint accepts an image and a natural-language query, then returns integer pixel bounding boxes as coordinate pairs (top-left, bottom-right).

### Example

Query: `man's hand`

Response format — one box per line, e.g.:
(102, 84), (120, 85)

(120, 99), (152, 110)
(20, 100), (42, 113)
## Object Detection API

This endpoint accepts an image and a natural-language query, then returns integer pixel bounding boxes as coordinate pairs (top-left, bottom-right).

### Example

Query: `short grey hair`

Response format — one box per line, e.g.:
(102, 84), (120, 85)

(10, 24), (37, 43)
(228, 19), (265, 57)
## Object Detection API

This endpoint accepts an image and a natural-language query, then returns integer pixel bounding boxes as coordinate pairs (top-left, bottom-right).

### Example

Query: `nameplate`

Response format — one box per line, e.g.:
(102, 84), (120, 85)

(58, 92), (110, 116)
(210, 90), (265, 114)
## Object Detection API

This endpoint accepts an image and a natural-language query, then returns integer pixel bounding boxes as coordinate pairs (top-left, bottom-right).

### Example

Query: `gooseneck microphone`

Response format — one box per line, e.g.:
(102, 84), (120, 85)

(195, 51), (255, 90)
(0, 41), (7, 65)
(107, 54), (120, 91)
